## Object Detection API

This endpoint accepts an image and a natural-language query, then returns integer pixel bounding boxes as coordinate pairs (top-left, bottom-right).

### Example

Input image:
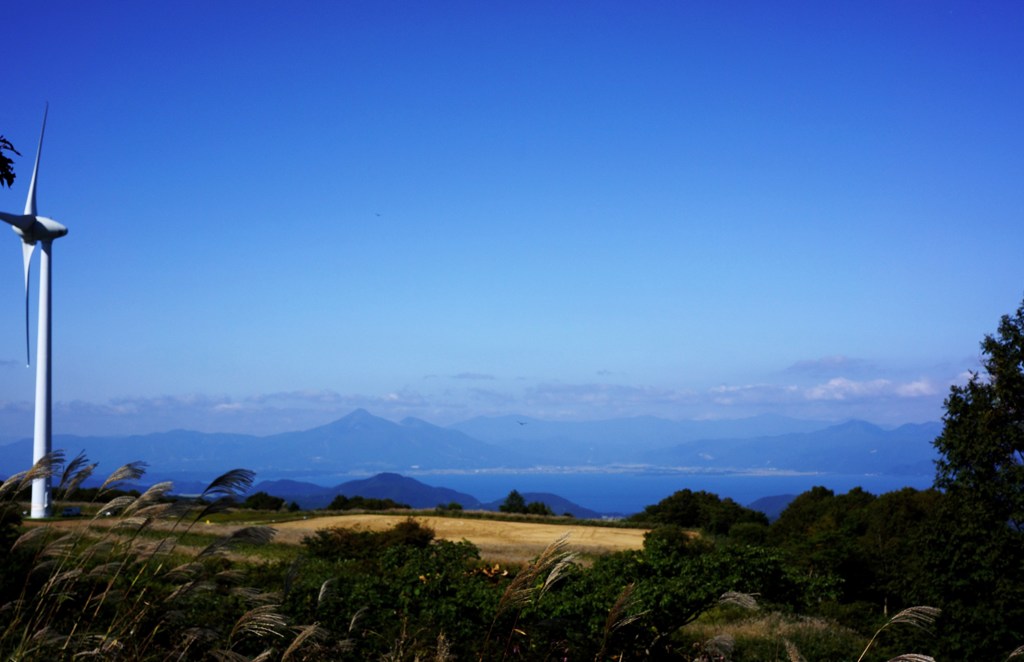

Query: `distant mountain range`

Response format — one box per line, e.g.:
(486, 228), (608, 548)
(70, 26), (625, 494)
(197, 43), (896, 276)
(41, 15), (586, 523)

(0, 409), (517, 481)
(0, 408), (941, 516)
(640, 419), (941, 475)
(449, 413), (833, 465)
(251, 472), (603, 518)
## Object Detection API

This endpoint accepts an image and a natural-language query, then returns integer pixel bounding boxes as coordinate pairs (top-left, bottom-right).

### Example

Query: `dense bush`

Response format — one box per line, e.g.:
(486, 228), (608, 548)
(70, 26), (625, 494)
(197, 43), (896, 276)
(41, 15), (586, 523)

(327, 493), (410, 511)
(629, 487), (769, 534)
(301, 517), (435, 560)
(242, 490), (286, 510)
(499, 489), (554, 515)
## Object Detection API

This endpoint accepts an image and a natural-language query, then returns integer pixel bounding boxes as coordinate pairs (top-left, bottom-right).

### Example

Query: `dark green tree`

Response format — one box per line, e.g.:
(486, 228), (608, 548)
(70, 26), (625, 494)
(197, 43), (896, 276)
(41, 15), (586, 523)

(927, 297), (1024, 659)
(327, 494), (409, 511)
(934, 298), (1024, 530)
(525, 500), (554, 516)
(496, 490), (551, 515)
(859, 487), (941, 614)
(241, 491), (286, 511)
(499, 489), (527, 513)
(630, 488), (768, 534)
(769, 486), (877, 605)
(0, 136), (18, 188)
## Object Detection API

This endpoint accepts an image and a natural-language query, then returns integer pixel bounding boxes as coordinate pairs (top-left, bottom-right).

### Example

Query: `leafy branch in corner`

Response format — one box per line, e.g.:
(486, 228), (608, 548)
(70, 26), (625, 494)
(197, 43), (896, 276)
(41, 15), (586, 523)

(0, 135), (19, 188)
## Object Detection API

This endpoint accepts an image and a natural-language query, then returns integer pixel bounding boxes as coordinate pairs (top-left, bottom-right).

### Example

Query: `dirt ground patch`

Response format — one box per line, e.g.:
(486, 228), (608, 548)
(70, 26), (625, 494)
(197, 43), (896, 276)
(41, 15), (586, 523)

(273, 514), (649, 564)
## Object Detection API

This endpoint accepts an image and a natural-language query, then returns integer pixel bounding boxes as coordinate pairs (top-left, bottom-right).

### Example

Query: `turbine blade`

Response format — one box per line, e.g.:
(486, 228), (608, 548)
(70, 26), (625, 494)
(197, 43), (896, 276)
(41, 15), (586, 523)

(22, 241), (35, 366)
(24, 103), (48, 217)
(0, 211), (33, 232)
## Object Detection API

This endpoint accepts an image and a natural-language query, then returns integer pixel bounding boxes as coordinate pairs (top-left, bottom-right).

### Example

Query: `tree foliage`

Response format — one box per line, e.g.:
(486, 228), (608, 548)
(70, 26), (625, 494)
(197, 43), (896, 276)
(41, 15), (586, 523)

(0, 135), (18, 188)
(241, 490), (286, 511)
(934, 298), (1024, 530)
(525, 500), (554, 516)
(769, 486), (876, 600)
(926, 297), (1024, 659)
(302, 518), (436, 561)
(499, 489), (526, 513)
(327, 494), (410, 511)
(630, 488), (768, 534)
(859, 487), (941, 613)
(498, 489), (553, 515)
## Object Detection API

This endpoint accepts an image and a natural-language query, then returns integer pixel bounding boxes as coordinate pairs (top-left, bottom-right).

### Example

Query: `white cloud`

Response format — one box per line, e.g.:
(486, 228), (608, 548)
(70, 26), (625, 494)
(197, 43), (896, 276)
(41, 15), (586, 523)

(895, 380), (937, 397)
(804, 377), (937, 401)
(709, 383), (800, 405)
(805, 378), (892, 401)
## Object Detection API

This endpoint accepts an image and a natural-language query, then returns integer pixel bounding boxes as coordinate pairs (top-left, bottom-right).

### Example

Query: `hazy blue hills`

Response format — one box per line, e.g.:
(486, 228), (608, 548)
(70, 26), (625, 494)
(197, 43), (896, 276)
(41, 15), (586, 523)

(253, 473), (481, 510)
(250, 473), (602, 518)
(0, 409), (516, 477)
(449, 413), (831, 465)
(746, 494), (798, 521)
(641, 420), (942, 475)
(260, 410), (523, 471)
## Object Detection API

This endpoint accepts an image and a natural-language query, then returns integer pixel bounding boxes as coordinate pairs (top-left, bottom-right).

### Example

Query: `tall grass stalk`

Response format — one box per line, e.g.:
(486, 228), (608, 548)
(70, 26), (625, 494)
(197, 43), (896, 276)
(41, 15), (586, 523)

(481, 533), (576, 660)
(0, 454), (321, 661)
(596, 582), (644, 660)
(856, 606), (941, 662)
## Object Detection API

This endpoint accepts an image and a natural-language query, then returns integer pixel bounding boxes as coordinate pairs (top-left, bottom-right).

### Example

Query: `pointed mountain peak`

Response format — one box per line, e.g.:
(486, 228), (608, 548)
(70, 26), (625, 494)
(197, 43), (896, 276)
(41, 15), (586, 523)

(315, 409), (394, 432)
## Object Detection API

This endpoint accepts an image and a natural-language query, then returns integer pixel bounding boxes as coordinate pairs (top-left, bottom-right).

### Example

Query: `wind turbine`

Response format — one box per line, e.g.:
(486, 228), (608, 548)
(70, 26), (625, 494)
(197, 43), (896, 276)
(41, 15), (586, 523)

(0, 105), (68, 518)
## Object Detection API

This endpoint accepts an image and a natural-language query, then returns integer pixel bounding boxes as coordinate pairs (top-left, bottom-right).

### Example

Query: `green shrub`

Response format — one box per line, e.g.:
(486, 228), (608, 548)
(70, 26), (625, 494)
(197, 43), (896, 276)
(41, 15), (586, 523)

(241, 490), (286, 510)
(630, 488), (769, 534)
(302, 517), (435, 560)
(327, 493), (410, 510)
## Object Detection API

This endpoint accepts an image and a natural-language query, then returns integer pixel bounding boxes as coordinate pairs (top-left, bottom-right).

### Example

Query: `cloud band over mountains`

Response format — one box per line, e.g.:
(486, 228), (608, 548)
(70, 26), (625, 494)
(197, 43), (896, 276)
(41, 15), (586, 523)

(0, 361), (954, 438)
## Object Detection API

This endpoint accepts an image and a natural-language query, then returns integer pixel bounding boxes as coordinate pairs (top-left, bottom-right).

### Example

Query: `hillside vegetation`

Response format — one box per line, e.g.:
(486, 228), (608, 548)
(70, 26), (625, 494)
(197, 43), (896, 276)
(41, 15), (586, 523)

(0, 458), (981, 660)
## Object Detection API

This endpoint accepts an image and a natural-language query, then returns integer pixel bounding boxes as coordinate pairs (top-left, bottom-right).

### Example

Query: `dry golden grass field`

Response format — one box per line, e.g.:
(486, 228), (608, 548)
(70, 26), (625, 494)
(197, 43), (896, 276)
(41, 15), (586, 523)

(31, 511), (651, 565)
(272, 513), (650, 563)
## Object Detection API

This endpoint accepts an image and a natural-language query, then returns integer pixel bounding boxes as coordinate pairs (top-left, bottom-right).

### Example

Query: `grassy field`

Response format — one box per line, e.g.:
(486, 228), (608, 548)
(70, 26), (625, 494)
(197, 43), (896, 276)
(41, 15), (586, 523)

(272, 512), (650, 563)
(28, 508), (652, 564)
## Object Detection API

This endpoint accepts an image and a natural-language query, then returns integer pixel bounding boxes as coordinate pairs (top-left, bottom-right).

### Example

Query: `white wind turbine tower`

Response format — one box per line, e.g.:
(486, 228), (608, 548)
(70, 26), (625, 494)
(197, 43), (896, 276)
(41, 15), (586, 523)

(0, 105), (68, 518)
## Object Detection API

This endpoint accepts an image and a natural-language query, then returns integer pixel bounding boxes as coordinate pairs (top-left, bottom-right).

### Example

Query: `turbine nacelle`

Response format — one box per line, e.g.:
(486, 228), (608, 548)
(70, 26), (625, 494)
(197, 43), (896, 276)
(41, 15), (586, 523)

(2, 214), (68, 242)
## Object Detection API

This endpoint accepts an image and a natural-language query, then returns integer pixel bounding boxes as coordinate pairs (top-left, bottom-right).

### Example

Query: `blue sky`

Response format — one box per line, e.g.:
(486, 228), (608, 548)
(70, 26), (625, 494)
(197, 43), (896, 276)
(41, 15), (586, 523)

(1, 1), (1022, 436)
